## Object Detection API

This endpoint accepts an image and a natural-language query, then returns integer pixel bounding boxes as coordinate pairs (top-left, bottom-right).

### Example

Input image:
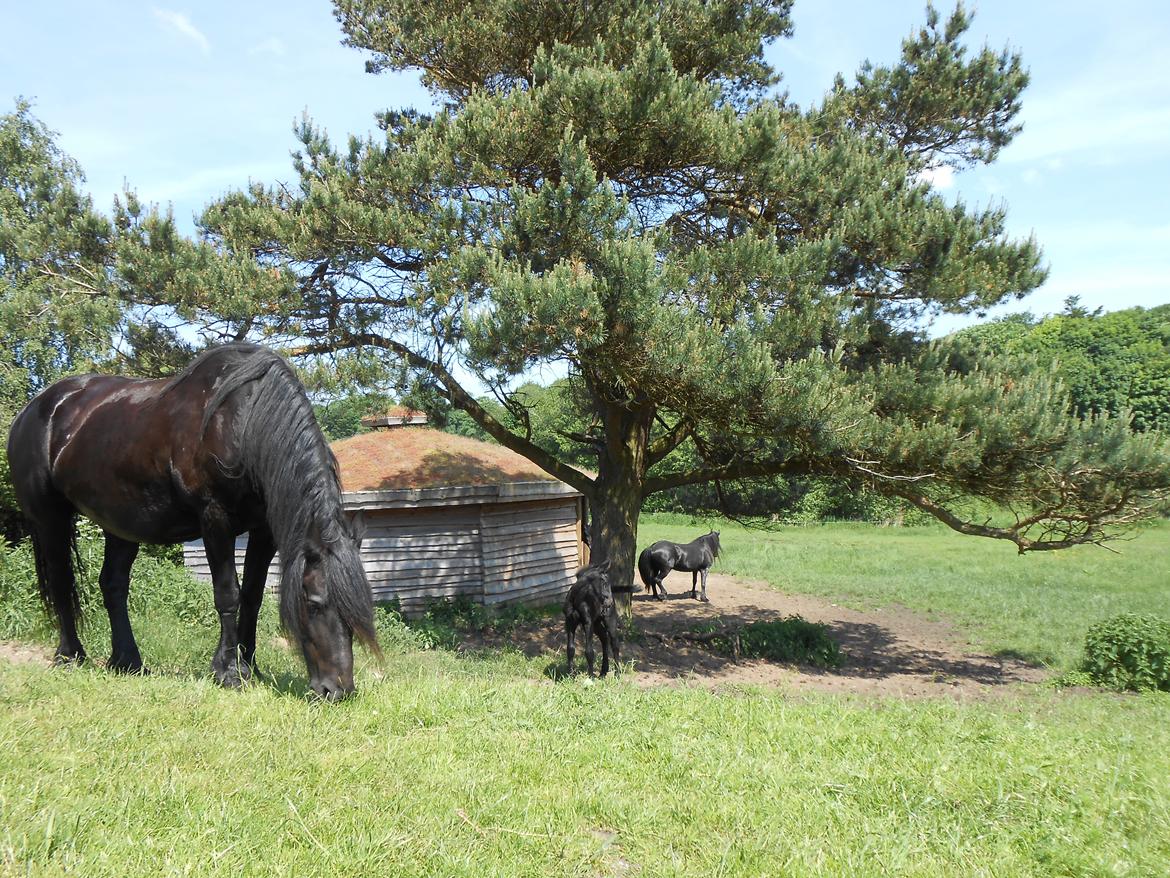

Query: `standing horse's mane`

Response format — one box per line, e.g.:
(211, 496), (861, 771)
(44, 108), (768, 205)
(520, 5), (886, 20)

(175, 343), (376, 651)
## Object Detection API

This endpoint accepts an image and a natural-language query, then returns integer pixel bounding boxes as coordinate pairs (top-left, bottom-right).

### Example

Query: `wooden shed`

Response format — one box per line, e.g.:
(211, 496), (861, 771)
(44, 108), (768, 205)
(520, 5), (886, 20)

(183, 412), (587, 614)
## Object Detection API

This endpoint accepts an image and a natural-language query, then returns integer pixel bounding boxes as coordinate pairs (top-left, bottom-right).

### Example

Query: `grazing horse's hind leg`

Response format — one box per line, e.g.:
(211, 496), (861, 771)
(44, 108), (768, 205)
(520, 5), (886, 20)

(29, 512), (86, 665)
(99, 533), (144, 673)
(237, 526), (276, 680)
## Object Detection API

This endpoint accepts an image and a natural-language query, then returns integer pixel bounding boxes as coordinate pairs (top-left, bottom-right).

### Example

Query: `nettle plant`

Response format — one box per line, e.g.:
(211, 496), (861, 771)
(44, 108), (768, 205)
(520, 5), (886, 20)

(1081, 613), (1170, 692)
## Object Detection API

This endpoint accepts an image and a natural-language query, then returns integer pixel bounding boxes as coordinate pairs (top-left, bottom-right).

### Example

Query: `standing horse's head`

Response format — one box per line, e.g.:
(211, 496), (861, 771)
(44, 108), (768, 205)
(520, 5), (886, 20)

(285, 512), (379, 701)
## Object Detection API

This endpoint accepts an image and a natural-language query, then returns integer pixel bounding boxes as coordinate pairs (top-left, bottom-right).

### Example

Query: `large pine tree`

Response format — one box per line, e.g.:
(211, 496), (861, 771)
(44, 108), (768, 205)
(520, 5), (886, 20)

(125, 2), (1170, 588)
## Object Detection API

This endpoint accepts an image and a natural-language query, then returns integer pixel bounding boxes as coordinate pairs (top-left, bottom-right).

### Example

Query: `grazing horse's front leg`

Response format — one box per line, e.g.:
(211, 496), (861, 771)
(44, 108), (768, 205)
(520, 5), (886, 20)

(237, 526), (276, 681)
(691, 570), (698, 599)
(698, 567), (710, 602)
(99, 533), (144, 673)
(201, 510), (245, 688)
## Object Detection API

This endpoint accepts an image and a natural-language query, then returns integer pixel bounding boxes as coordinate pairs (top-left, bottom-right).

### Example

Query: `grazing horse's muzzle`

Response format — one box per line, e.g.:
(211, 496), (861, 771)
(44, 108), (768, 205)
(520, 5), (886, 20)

(311, 676), (355, 701)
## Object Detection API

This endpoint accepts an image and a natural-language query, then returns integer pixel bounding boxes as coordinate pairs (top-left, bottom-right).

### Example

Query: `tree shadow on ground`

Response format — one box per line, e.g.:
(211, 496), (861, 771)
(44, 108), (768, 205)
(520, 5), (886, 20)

(454, 585), (1046, 692)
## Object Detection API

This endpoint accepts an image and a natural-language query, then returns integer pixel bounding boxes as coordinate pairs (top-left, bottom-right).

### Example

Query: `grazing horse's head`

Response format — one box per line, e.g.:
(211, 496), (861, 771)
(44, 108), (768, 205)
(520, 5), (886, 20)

(286, 512), (377, 701)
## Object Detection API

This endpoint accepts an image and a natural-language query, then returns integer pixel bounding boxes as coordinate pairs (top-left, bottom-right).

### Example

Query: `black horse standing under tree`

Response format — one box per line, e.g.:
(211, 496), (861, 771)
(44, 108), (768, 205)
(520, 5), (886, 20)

(638, 531), (721, 602)
(7, 343), (379, 700)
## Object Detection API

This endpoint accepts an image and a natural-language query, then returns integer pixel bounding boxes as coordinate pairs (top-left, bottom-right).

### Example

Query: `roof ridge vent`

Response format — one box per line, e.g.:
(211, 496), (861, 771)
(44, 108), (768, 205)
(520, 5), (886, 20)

(360, 406), (428, 429)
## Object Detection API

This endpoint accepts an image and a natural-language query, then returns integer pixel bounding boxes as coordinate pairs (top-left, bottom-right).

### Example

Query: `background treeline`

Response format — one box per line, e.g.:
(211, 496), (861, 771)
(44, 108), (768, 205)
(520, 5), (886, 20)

(315, 297), (1170, 523)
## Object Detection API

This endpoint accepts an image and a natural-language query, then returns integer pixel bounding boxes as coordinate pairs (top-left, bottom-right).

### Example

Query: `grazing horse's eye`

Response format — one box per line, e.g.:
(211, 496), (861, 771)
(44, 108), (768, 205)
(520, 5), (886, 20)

(306, 598), (326, 617)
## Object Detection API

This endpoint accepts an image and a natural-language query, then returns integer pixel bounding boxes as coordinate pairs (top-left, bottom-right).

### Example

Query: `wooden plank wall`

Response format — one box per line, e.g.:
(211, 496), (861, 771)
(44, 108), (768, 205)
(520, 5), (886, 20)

(360, 507), (483, 615)
(182, 498), (580, 614)
(182, 538), (281, 591)
(480, 499), (579, 607)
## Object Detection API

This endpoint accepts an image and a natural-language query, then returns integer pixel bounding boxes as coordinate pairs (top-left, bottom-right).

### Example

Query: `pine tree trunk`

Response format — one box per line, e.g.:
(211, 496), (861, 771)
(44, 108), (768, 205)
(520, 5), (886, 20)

(587, 402), (653, 617)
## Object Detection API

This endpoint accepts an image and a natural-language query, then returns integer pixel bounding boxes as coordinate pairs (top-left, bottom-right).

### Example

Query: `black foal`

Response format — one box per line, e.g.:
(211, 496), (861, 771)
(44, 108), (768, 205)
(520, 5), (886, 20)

(563, 561), (624, 677)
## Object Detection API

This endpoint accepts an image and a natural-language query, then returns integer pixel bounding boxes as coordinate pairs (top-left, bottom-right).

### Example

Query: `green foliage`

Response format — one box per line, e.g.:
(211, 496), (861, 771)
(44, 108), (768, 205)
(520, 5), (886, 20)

(1081, 613), (1170, 692)
(312, 391), (395, 440)
(953, 302), (1170, 433)
(701, 615), (844, 668)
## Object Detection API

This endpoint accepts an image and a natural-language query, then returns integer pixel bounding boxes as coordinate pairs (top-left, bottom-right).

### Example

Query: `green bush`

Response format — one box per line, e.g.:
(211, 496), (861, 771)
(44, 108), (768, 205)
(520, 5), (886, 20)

(1081, 613), (1170, 692)
(702, 615), (844, 669)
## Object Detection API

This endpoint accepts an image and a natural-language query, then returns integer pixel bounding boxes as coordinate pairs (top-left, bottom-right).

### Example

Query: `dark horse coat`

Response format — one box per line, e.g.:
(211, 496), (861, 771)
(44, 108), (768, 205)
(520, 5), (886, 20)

(7, 343), (378, 699)
(638, 531), (721, 602)
(563, 562), (622, 677)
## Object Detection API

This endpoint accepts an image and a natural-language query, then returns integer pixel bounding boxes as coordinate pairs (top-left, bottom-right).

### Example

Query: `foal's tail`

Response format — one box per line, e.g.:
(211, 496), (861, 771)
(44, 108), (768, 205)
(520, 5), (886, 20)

(637, 547), (654, 592)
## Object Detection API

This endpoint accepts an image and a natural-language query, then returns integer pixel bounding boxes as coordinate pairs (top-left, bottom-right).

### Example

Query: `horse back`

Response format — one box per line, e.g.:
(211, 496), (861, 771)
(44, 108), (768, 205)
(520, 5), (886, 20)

(10, 367), (246, 543)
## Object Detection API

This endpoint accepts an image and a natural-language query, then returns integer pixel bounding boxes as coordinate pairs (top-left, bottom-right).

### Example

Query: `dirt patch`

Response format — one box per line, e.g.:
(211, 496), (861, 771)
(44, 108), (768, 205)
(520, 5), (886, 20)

(479, 573), (1047, 698)
(0, 640), (51, 667)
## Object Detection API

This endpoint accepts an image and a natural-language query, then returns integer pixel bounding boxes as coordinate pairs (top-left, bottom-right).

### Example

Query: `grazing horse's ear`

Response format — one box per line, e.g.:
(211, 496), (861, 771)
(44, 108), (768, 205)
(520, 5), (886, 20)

(349, 509), (367, 547)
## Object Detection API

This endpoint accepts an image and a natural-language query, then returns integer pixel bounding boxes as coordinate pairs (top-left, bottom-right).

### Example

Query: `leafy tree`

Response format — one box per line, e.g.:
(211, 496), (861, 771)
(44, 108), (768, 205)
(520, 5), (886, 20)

(0, 100), (125, 537)
(313, 390), (396, 440)
(119, 3), (1170, 591)
(954, 303), (1170, 433)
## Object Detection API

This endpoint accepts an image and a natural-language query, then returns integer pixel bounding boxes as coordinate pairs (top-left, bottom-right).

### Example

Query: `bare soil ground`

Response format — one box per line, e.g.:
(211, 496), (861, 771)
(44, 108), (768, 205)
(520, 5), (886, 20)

(481, 573), (1048, 698)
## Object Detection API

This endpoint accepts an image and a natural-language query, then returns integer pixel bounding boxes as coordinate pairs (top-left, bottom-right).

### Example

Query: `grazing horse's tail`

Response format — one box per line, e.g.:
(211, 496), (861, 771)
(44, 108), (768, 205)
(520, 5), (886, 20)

(637, 547), (655, 592)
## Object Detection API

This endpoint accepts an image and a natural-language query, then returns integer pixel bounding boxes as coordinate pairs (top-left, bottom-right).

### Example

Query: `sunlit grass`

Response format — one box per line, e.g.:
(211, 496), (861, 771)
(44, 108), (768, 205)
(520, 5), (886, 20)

(2, 521), (1169, 875)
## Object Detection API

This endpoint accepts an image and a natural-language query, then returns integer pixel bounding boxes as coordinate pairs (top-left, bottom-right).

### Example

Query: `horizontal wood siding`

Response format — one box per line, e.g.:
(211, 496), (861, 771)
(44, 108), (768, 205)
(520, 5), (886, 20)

(182, 494), (581, 614)
(359, 508), (481, 613)
(481, 499), (578, 606)
(182, 538), (281, 591)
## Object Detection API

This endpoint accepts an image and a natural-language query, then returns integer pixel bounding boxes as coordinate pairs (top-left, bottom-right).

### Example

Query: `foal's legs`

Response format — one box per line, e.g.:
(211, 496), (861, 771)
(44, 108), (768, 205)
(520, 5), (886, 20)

(598, 621), (614, 677)
(202, 513), (245, 688)
(237, 526), (275, 680)
(565, 615), (578, 675)
(579, 606), (597, 676)
(99, 533), (144, 673)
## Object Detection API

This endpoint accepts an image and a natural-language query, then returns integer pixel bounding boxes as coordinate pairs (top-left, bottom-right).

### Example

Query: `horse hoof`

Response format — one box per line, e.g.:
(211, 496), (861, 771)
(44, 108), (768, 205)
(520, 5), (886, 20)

(699, 596), (710, 603)
(108, 658), (147, 675)
(52, 652), (86, 667)
(213, 663), (243, 688)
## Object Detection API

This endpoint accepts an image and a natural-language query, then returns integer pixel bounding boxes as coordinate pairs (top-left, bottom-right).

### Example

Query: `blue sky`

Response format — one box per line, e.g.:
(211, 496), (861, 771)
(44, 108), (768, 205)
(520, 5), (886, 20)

(3, 1), (1168, 335)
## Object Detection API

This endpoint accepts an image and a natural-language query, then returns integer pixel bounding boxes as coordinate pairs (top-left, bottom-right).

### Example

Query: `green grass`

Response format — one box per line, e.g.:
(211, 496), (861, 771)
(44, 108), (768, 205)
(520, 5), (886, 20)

(2, 521), (1170, 875)
(640, 515), (1170, 669)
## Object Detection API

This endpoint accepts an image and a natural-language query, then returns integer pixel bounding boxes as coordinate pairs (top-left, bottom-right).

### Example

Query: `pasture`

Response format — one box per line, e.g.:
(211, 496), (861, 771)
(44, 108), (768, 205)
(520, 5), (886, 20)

(2, 518), (1169, 876)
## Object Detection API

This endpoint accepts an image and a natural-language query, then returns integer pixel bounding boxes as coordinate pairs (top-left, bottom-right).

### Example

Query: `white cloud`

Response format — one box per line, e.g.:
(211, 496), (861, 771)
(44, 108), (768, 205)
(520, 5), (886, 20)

(152, 9), (210, 54)
(918, 164), (954, 189)
(249, 37), (286, 57)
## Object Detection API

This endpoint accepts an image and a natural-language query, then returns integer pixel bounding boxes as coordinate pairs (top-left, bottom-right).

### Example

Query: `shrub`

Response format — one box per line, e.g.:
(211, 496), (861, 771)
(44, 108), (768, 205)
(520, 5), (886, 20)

(701, 615), (844, 669)
(1081, 613), (1170, 692)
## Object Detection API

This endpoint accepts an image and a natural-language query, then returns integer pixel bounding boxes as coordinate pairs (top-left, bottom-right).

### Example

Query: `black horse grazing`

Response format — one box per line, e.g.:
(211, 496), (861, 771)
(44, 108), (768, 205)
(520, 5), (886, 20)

(7, 343), (379, 700)
(563, 561), (623, 677)
(638, 531), (721, 602)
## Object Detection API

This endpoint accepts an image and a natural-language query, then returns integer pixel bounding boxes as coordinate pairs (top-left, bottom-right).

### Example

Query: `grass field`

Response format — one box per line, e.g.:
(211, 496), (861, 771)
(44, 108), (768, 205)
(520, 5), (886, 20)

(1, 519), (1169, 876)
(640, 516), (1170, 669)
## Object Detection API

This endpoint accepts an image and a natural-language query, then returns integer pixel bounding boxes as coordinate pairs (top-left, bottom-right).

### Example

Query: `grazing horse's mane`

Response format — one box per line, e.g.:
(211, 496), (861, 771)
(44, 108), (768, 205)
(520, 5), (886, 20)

(174, 344), (376, 649)
(697, 531), (721, 558)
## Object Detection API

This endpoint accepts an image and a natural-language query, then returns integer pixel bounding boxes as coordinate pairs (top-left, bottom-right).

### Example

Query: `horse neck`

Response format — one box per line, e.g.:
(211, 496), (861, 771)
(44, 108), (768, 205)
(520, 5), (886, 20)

(238, 398), (343, 557)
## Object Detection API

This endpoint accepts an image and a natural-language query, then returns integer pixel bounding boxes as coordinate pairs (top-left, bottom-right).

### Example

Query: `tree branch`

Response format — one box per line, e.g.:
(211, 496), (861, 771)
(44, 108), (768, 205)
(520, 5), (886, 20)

(290, 333), (597, 497)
